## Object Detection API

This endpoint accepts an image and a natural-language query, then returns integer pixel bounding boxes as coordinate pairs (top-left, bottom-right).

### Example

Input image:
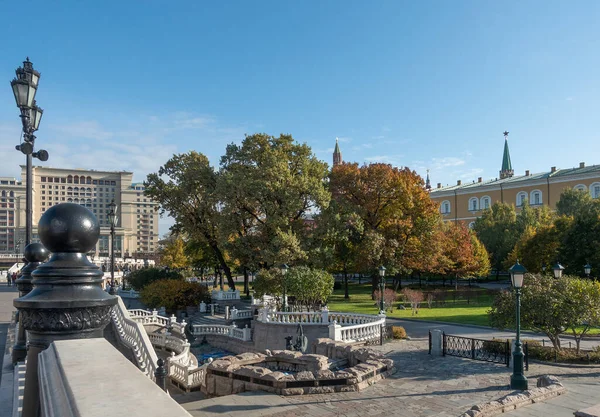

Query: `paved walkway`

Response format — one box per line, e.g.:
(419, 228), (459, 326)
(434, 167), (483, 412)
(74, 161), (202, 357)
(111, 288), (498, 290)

(183, 339), (600, 417)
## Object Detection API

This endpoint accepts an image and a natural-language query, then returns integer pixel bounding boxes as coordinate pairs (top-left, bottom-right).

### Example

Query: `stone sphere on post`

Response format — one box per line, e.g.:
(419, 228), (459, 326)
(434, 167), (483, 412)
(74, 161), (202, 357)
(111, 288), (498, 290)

(23, 242), (49, 264)
(37, 203), (100, 254)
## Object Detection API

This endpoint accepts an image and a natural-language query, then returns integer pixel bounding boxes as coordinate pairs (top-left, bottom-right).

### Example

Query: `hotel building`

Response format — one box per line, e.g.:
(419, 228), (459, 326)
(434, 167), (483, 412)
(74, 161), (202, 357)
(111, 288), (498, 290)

(0, 166), (158, 256)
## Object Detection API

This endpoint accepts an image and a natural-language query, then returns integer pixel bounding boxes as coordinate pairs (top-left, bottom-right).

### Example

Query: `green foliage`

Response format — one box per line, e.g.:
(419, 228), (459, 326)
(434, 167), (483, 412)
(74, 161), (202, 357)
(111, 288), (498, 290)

(127, 267), (184, 291)
(556, 188), (597, 217)
(489, 274), (600, 351)
(252, 268), (281, 298)
(286, 266), (335, 309)
(140, 280), (210, 313)
(474, 203), (518, 274)
(391, 326), (407, 339)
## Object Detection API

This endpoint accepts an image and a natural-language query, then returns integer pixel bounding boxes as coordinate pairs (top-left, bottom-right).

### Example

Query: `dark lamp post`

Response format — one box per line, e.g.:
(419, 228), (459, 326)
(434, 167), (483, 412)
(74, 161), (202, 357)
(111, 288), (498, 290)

(108, 199), (118, 294)
(378, 266), (386, 314)
(509, 260), (528, 390)
(280, 264), (289, 312)
(552, 262), (564, 279)
(10, 58), (48, 248)
(584, 263), (592, 278)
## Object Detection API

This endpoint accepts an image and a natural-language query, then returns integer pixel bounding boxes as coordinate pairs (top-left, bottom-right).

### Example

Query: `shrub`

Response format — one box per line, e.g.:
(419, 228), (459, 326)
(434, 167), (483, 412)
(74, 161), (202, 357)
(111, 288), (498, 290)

(481, 338), (510, 355)
(426, 292), (434, 308)
(373, 288), (398, 312)
(391, 326), (407, 339)
(401, 288), (424, 315)
(127, 267), (184, 291)
(140, 280), (210, 313)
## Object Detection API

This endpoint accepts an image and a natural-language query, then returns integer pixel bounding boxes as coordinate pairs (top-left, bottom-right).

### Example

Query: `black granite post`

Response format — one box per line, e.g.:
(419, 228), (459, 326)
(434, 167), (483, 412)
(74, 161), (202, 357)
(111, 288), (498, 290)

(14, 203), (117, 417)
(12, 243), (48, 364)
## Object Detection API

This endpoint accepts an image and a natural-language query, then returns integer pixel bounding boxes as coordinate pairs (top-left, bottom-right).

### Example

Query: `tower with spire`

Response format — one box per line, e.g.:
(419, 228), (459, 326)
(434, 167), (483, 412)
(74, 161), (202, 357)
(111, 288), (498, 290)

(333, 137), (342, 167)
(499, 131), (514, 179)
(425, 169), (431, 190)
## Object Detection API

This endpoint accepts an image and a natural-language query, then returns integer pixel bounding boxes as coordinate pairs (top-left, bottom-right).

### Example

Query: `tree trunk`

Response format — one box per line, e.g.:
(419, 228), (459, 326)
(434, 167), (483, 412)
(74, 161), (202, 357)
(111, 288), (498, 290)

(344, 267), (349, 299)
(243, 266), (249, 297)
(495, 268), (500, 281)
(208, 239), (235, 289)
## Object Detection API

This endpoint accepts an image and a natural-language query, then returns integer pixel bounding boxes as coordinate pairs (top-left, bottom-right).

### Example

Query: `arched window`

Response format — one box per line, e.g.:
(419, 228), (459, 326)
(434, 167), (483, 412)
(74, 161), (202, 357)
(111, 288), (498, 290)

(590, 183), (600, 199)
(80, 176), (85, 184)
(517, 192), (528, 207)
(574, 184), (587, 192)
(74, 176), (79, 184)
(530, 190), (543, 205)
(74, 198), (79, 204)
(9, 191), (13, 198)
(480, 196), (491, 210)
(469, 197), (479, 211)
(440, 200), (451, 214)
(67, 198), (73, 202)
(1, 191), (5, 197)
(86, 176), (92, 184)
(67, 175), (73, 183)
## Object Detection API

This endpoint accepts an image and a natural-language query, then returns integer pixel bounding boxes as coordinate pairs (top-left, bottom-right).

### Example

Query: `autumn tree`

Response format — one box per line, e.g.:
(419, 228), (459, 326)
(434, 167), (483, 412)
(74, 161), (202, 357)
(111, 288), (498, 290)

(140, 280), (209, 314)
(329, 163), (440, 293)
(144, 152), (236, 289)
(159, 236), (189, 269)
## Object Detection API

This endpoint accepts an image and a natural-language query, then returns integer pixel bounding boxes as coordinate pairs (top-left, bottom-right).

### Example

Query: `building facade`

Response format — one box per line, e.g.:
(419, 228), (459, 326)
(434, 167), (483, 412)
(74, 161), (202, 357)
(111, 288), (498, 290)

(0, 167), (158, 256)
(430, 134), (600, 227)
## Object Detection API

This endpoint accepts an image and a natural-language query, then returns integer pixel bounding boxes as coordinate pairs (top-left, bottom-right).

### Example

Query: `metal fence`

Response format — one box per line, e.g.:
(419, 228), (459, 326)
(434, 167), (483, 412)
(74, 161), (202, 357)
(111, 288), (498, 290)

(442, 333), (510, 367)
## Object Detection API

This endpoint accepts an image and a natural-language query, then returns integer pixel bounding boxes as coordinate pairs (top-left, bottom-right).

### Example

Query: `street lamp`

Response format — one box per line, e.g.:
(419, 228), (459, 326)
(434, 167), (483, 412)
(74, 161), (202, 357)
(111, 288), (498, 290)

(280, 264), (289, 312)
(378, 266), (386, 314)
(509, 260), (528, 390)
(552, 262), (565, 279)
(584, 263), (592, 278)
(107, 199), (118, 295)
(10, 58), (49, 248)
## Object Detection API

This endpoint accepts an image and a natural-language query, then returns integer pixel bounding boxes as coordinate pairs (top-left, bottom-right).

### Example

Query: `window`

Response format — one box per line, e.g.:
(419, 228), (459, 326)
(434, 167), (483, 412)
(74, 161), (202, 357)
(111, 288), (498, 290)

(469, 197), (479, 211)
(517, 192), (527, 207)
(574, 184), (587, 192)
(41, 177), (46, 182)
(530, 190), (542, 205)
(590, 183), (600, 199)
(480, 196), (491, 210)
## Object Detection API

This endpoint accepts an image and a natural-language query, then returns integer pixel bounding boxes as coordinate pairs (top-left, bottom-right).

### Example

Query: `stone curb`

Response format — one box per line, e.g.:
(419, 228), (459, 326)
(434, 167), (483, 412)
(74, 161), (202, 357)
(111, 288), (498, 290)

(458, 375), (566, 417)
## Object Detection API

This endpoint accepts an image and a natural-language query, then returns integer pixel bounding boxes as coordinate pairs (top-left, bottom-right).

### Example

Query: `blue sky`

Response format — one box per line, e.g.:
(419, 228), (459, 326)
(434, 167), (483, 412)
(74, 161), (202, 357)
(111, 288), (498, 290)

(1, 1), (599, 235)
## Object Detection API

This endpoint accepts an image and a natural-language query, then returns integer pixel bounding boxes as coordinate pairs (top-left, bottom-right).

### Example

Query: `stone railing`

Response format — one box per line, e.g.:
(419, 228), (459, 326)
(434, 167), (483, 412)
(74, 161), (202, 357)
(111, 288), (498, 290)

(257, 307), (381, 327)
(328, 315), (386, 343)
(251, 294), (276, 306)
(212, 289), (241, 301)
(117, 288), (140, 298)
(191, 324), (252, 342)
(128, 309), (187, 336)
(111, 297), (159, 379)
(230, 307), (253, 320)
(38, 339), (192, 416)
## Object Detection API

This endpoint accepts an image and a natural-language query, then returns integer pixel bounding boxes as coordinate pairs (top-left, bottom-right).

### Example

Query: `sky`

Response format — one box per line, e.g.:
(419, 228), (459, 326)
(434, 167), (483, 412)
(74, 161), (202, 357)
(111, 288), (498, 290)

(1, 1), (599, 236)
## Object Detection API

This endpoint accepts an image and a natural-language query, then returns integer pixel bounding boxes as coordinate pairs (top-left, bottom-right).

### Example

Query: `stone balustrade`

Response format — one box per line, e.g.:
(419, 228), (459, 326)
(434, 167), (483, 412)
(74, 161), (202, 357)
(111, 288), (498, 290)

(230, 307), (253, 320)
(191, 324), (252, 342)
(212, 289), (241, 301)
(117, 288), (140, 298)
(329, 316), (386, 343)
(257, 306), (382, 327)
(111, 297), (159, 379)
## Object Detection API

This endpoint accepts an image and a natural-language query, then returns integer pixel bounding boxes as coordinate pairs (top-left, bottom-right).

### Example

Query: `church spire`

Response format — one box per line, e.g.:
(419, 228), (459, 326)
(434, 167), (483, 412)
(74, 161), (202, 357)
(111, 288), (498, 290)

(425, 169), (431, 190)
(333, 137), (342, 167)
(499, 131), (514, 179)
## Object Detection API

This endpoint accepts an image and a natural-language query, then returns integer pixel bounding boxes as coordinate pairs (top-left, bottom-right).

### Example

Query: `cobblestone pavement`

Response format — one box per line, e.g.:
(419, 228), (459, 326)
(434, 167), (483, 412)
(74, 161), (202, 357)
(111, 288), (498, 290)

(183, 339), (600, 417)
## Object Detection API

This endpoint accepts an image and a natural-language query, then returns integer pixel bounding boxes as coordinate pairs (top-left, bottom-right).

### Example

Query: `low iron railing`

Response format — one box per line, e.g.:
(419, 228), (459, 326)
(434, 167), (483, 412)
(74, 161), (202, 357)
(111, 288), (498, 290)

(442, 333), (510, 366)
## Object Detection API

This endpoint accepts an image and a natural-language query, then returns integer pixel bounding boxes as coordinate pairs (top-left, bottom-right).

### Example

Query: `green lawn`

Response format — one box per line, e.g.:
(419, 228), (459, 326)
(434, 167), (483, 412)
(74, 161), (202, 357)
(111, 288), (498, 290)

(327, 282), (600, 335)
(327, 283), (494, 326)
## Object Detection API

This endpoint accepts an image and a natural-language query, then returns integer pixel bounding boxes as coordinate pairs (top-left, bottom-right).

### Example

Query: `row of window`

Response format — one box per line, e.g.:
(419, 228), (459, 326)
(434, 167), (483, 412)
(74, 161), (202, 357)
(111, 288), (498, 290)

(440, 183), (600, 214)
(40, 176), (117, 186)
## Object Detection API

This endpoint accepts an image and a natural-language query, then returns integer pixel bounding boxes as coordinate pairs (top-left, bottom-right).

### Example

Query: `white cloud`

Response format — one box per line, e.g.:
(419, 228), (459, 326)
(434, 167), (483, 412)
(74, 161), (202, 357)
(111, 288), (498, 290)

(364, 154), (404, 166)
(566, 97), (574, 101)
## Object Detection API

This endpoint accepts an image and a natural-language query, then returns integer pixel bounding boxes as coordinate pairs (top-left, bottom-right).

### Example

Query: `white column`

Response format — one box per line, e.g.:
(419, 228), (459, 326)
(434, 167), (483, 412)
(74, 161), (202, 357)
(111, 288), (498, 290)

(328, 320), (342, 341)
(430, 329), (443, 356)
(321, 305), (329, 323)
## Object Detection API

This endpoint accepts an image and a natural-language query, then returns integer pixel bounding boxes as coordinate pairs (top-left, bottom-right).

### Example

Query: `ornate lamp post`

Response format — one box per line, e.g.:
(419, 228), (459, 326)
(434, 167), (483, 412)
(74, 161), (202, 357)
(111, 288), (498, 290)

(509, 260), (528, 390)
(584, 263), (592, 278)
(378, 266), (386, 314)
(280, 264), (289, 312)
(552, 262), (565, 279)
(10, 58), (49, 247)
(107, 199), (118, 295)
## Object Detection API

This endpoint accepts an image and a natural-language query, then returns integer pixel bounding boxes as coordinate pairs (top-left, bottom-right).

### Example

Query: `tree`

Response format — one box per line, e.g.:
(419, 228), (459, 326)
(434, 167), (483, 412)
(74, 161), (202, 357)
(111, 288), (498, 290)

(329, 162), (440, 293)
(373, 288), (398, 312)
(127, 267), (184, 291)
(159, 236), (189, 269)
(286, 266), (335, 310)
(144, 152), (236, 289)
(556, 188), (597, 217)
(140, 280), (209, 313)
(219, 133), (330, 271)
(474, 203), (517, 278)
(562, 278), (600, 353)
(489, 274), (571, 350)
(401, 288), (424, 316)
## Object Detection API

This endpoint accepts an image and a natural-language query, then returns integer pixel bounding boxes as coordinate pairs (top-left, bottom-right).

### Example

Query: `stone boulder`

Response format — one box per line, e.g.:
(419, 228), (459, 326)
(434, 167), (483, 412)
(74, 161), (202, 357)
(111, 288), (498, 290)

(236, 366), (272, 379)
